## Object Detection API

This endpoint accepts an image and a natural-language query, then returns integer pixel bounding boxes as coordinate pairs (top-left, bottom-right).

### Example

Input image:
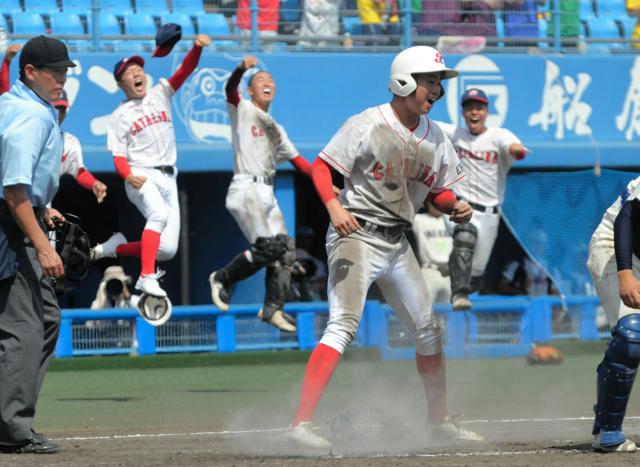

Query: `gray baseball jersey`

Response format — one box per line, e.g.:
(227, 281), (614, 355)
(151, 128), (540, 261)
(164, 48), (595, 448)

(320, 103), (465, 228)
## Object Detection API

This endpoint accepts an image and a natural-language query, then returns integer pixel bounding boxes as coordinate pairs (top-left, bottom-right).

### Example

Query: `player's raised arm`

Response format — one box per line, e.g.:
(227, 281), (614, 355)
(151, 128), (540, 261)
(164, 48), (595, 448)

(311, 158), (359, 237)
(509, 143), (528, 160)
(0, 44), (20, 95)
(226, 55), (257, 106)
(167, 34), (211, 92)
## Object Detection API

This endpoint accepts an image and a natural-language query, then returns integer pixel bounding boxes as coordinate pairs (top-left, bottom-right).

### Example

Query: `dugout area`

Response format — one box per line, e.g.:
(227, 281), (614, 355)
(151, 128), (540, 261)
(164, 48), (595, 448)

(18, 340), (638, 466)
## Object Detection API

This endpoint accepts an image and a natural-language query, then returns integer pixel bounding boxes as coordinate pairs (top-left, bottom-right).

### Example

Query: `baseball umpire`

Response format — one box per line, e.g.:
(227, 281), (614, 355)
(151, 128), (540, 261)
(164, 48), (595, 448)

(0, 35), (75, 455)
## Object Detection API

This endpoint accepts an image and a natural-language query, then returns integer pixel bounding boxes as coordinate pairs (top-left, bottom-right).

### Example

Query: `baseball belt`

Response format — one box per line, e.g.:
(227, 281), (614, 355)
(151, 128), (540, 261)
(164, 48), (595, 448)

(153, 165), (175, 176)
(460, 199), (499, 214)
(232, 174), (274, 185)
(355, 217), (407, 239)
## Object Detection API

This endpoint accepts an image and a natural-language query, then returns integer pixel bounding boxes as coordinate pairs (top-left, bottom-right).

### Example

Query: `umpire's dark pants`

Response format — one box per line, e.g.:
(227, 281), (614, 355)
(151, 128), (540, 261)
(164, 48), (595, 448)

(0, 238), (60, 446)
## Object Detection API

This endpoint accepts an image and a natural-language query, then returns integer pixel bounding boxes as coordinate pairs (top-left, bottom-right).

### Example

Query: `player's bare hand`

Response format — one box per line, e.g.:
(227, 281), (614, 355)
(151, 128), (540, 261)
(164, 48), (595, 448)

(93, 180), (107, 203)
(332, 185), (341, 196)
(326, 199), (360, 237)
(195, 34), (211, 47)
(509, 143), (528, 160)
(4, 44), (21, 62)
(36, 242), (64, 278)
(126, 175), (147, 190)
(44, 207), (65, 230)
(240, 56), (258, 70)
(619, 270), (640, 309)
(449, 201), (473, 224)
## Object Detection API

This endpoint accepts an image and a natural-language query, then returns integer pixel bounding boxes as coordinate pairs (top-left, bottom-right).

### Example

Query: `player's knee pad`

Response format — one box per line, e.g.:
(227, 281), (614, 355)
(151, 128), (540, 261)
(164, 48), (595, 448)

(263, 264), (291, 315)
(250, 236), (288, 267)
(594, 313), (640, 432)
(414, 322), (443, 356)
(274, 234), (296, 266)
(449, 224), (477, 294)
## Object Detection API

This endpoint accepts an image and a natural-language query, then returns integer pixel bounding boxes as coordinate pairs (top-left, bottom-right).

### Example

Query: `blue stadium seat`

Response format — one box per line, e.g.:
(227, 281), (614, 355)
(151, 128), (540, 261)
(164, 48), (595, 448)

(62, 0), (92, 14)
(160, 13), (195, 36)
(102, 0), (133, 15)
(50, 12), (85, 35)
(172, 0), (205, 15)
(280, 0), (302, 23)
(198, 13), (229, 36)
(23, 0), (59, 13)
(342, 16), (362, 34)
(124, 13), (157, 35)
(0, 14), (8, 31)
(136, 0), (168, 14)
(619, 15), (637, 38)
(579, 0), (596, 20)
(88, 12), (122, 36)
(596, 0), (627, 18)
(0, 1), (21, 14)
(11, 12), (46, 34)
(587, 15), (620, 37)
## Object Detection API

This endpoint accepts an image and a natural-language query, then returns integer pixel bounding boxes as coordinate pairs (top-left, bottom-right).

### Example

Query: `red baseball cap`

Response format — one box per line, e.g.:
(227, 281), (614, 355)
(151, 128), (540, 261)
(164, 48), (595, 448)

(113, 55), (145, 81)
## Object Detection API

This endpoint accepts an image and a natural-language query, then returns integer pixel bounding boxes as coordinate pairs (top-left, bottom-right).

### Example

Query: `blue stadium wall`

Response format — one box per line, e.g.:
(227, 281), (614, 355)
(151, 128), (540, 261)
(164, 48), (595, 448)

(27, 52), (640, 306)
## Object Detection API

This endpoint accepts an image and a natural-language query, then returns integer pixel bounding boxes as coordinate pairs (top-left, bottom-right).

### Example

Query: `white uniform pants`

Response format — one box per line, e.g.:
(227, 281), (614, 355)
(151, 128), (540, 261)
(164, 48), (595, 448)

(320, 226), (442, 356)
(421, 265), (451, 304)
(588, 239), (640, 327)
(225, 175), (287, 244)
(125, 166), (180, 261)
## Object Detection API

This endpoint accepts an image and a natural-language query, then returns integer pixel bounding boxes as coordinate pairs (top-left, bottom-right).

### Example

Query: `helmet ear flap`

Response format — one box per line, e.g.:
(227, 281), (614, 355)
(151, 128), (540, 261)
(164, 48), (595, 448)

(389, 73), (417, 97)
(439, 83), (445, 100)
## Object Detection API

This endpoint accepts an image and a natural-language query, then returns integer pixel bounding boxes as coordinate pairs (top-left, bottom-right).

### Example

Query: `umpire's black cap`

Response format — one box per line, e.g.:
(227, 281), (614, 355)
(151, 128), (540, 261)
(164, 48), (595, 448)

(152, 23), (182, 58)
(19, 35), (76, 70)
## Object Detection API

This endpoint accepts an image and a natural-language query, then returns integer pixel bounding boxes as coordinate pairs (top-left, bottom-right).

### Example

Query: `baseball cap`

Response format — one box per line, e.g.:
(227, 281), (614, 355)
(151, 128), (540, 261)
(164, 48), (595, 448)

(113, 55), (145, 81)
(152, 23), (182, 58)
(51, 89), (69, 108)
(19, 35), (76, 70)
(102, 265), (131, 283)
(461, 88), (489, 106)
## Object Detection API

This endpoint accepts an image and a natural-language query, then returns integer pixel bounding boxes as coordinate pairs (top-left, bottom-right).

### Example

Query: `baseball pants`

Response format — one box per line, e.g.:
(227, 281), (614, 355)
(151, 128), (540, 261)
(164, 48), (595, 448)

(125, 167), (180, 261)
(320, 226), (442, 356)
(421, 265), (451, 304)
(447, 209), (500, 277)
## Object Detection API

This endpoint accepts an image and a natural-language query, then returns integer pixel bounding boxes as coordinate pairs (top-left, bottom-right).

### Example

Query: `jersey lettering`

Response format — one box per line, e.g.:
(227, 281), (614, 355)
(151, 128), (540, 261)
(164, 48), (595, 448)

(457, 147), (498, 164)
(251, 125), (265, 137)
(370, 159), (436, 186)
(129, 111), (171, 137)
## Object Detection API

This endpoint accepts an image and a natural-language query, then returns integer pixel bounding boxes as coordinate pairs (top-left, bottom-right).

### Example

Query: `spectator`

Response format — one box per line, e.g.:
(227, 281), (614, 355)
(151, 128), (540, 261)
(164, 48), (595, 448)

(357, 0), (399, 35)
(419, 0), (463, 36)
(410, 198), (453, 304)
(237, 0), (281, 44)
(298, 0), (342, 47)
(539, 0), (580, 46)
(91, 266), (138, 309)
(498, 253), (554, 296)
(628, 0), (640, 48)
(462, 0), (499, 36)
(503, 0), (539, 44)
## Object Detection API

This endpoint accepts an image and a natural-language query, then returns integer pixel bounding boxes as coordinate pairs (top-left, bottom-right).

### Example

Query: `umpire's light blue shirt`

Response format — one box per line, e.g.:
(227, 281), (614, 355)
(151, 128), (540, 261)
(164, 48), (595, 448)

(0, 79), (62, 207)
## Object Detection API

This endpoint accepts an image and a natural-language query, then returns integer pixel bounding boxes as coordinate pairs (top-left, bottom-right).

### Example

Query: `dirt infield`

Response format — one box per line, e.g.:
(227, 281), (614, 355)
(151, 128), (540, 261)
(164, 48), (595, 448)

(3, 345), (640, 467)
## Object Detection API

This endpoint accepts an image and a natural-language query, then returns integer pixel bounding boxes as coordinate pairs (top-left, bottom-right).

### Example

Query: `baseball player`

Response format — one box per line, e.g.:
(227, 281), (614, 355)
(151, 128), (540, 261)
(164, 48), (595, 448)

(52, 90), (107, 203)
(587, 176), (640, 452)
(410, 198), (453, 304)
(90, 34), (212, 298)
(285, 46), (482, 450)
(0, 44), (21, 95)
(208, 55), (314, 333)
(435, 88), (527, 310)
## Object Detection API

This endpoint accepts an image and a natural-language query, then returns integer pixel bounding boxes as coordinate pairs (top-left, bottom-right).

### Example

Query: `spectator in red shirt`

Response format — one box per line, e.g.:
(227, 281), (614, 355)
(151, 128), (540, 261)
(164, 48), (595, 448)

(237, 0), (280, 46)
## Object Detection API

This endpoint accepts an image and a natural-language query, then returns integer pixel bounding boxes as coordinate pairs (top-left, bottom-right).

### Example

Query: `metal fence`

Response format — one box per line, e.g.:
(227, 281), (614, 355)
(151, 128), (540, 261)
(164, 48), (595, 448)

(55, 295), (604, 360)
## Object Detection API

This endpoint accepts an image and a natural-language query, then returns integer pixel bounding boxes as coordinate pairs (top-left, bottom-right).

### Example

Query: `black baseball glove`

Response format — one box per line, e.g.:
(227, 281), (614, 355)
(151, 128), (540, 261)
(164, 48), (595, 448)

(54, 213), (91, 294)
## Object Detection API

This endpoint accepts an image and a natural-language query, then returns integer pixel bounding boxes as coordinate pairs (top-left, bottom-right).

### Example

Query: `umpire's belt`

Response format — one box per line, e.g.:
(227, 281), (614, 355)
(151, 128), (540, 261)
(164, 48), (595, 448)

(0, 199), (46, 220)
(233, 174), (274, 185)
(355, 217), (407, 239)
(462, 200), (499, 214)
(153, 165), (175, 176)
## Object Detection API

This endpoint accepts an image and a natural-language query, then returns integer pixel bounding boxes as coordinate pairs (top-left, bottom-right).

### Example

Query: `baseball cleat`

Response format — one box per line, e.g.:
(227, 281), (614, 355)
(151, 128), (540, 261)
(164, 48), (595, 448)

(451, 293), (472, 311)
(592, 432), (637, 452)
(209, 271), (230, 311)
(136, 273), (167, 298)
(90, 232), (127, 262)
(429, 419), (484, 442)
(285, 422), (331, 449)
(257, 308), (297, 333)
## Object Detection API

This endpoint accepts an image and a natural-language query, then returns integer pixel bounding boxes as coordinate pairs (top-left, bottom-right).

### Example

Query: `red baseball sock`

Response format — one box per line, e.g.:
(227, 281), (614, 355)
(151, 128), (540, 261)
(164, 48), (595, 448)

(140, 229), (161, 276)
(116, 241), (141, 257)
(292, 343), (342, 426)
(415, 351), (447, 423)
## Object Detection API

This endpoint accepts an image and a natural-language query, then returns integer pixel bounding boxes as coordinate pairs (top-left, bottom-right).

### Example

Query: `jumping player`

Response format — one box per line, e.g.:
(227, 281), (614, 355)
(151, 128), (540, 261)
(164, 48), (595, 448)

(90, 34), (212, 297)
(208, 55), (313, 333)
(0, 44), (21, 95)
(587, 176), (640, 452)
(435, 88), (527, 310)
(285, 46), (482, 449)
(53, 90), (107, 203)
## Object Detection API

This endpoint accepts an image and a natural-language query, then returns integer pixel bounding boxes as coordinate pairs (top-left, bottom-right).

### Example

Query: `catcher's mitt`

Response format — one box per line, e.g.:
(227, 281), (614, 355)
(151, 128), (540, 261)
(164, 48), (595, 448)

(54, 214), (91, 294)
(526, 344), (563, 365)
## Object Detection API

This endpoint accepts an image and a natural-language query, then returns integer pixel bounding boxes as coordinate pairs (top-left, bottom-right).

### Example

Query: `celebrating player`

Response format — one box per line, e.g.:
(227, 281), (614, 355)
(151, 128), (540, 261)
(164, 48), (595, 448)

(435, 88), (528, 311)
(208, 55), (313, 333)
(0, 44), (21, 95)
(587, 176), (640, 452)
(90, 34), (212, 298)
(285, 46), (481, 450)
(53, 90), (107, 203)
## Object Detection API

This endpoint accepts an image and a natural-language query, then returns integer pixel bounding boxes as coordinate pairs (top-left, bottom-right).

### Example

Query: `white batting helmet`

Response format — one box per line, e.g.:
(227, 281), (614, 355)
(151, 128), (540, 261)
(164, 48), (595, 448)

(389, 46), (459, 97)
(136, 294), (172, 327)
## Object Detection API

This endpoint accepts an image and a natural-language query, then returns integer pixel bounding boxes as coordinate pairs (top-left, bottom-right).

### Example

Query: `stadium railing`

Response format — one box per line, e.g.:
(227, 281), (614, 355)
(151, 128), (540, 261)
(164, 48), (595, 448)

(54, 295), (605, 360)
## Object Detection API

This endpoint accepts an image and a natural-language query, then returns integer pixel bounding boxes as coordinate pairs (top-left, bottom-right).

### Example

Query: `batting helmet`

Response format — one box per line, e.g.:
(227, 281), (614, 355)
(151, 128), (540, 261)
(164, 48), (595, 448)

(389, 46), (459, 97)
(136, 294), (172, 327)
